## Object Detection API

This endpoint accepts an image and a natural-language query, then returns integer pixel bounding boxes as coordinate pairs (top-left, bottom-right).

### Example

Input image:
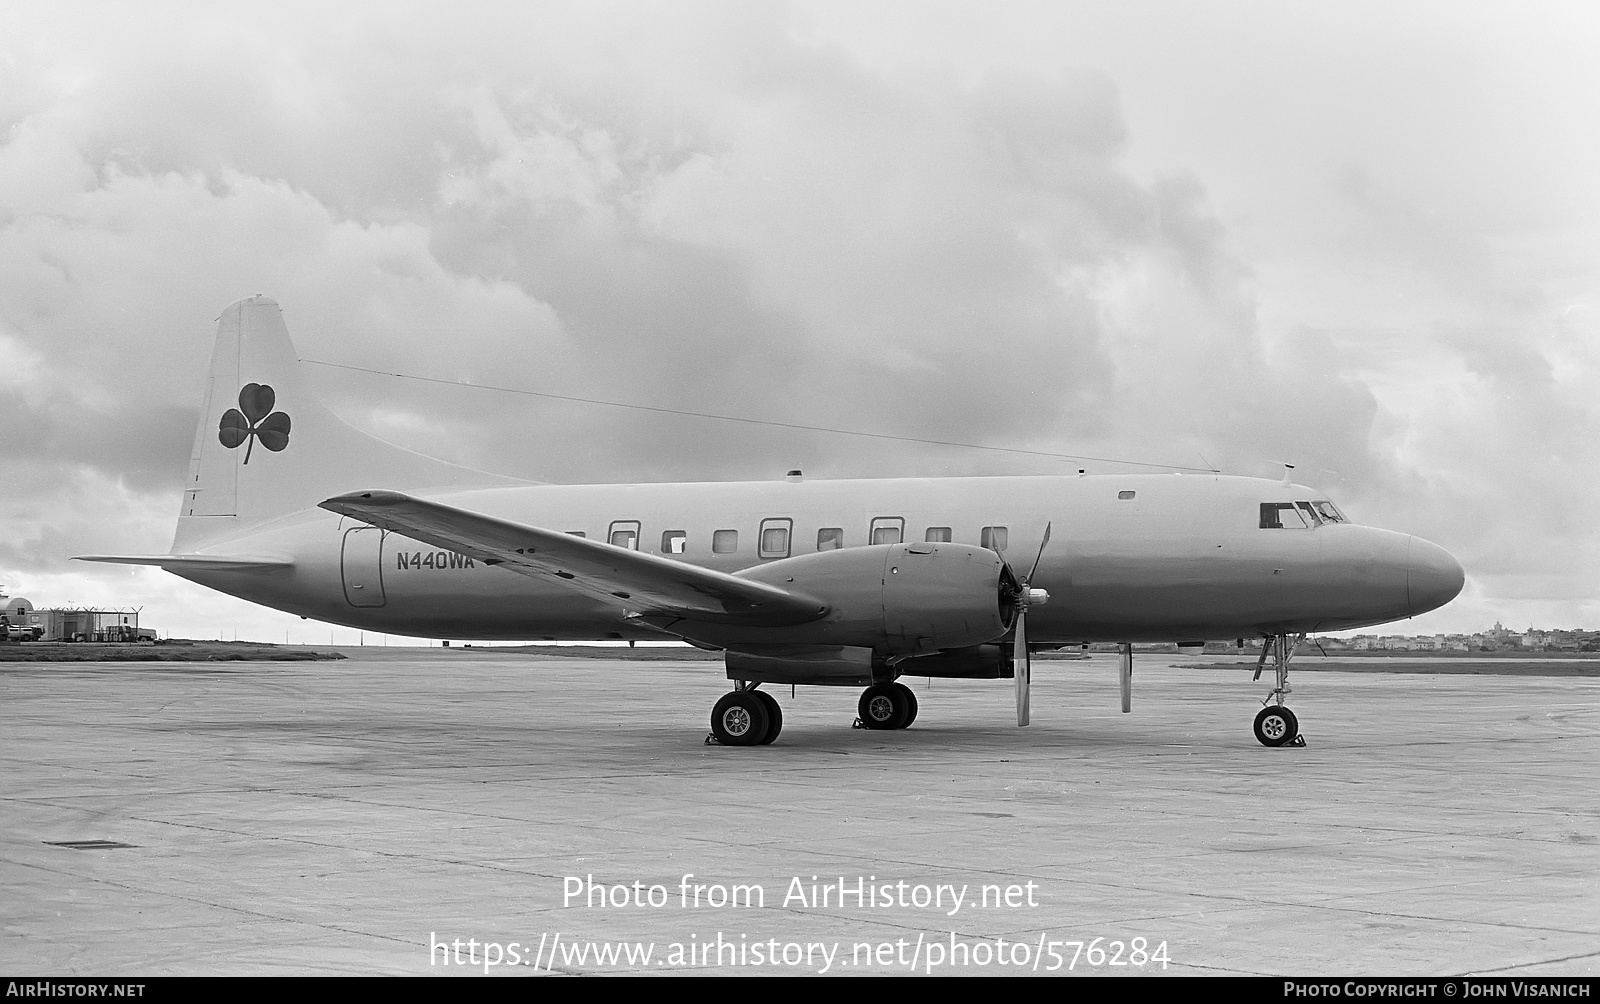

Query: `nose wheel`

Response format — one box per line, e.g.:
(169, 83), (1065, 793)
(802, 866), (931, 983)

(1253, 633), (1307, 747)
(1253, 704), (1300, 747)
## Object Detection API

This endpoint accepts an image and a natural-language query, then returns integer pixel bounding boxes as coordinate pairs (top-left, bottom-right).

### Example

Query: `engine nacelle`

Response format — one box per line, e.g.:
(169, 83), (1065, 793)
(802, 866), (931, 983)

(735, 541), (1016, 657)
(895, 644), (1013, 679)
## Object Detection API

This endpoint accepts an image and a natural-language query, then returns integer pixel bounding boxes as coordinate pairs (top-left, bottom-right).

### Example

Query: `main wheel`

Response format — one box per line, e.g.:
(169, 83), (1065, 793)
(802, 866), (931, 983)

(858, 684), (909, 730)
(754, 691), (783, 745)
(711, 691), (771, 746)
(892, 682), (919, 729)
(1253, 705), (1300, 747)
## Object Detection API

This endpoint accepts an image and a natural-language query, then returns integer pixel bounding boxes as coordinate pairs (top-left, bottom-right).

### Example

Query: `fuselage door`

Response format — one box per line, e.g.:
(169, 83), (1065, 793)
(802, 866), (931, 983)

(341, 527), (387, 607)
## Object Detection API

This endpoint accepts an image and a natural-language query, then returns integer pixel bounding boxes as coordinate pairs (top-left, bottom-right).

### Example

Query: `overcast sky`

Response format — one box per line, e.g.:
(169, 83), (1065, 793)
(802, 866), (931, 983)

(2, 1), (1596, 641)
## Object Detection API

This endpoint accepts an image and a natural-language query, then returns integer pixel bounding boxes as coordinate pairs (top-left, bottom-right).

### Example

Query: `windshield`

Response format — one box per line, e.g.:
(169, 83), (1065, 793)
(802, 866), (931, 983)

(1261, 499), (1350, 528)
(1311, 500), (1347, 523)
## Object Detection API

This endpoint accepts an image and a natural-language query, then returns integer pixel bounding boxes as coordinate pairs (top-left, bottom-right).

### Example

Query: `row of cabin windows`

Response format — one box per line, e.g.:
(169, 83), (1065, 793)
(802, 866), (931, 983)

(584, 521), (1011, 559)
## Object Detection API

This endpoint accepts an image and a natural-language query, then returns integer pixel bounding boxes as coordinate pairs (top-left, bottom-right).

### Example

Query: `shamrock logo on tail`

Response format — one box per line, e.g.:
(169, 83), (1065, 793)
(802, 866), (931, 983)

(218, 383), (291, 464)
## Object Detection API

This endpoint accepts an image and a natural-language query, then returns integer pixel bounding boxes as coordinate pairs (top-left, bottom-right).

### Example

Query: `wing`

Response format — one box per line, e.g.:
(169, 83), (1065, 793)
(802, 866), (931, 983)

(319, 490), (827, 626)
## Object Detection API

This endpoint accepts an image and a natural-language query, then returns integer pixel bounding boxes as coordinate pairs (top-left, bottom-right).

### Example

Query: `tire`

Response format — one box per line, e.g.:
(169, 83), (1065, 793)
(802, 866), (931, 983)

(711, 691), (771, 747)
(1254, 705), (1300, 747)
(858, 684), (908, 731)
(893, 682), (919, 729)
(754, 691), (783, 745)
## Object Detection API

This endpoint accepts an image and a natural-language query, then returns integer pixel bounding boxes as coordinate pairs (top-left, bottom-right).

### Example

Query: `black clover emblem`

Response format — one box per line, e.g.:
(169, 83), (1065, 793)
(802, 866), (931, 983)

(218, 383), (291, 464)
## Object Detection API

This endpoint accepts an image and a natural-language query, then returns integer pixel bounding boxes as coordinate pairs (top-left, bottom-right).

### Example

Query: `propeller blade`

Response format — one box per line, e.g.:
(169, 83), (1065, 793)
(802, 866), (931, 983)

(1011, 521), (1051, 727)
(1119, 642), (1132, 713)
(1025, 521), (1052, 584)
(1014, 607), (1030, 726)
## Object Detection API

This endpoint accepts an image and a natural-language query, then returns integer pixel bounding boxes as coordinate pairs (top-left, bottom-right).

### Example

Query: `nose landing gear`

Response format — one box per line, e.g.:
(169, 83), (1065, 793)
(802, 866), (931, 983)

(1253, 633), (1306, 747)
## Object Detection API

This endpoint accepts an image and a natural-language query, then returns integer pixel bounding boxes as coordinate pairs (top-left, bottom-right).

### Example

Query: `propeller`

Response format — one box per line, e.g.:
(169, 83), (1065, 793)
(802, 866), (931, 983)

(1010, 522), (1051, 726)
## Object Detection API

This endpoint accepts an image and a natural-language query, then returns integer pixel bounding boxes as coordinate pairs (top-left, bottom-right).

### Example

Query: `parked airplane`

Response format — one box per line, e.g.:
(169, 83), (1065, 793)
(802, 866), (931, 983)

(79, 296), (1464, 748)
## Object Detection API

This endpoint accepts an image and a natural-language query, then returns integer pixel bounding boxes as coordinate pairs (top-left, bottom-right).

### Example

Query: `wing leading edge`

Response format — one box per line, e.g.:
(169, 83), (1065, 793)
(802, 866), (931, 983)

(319, 490), (828, 626)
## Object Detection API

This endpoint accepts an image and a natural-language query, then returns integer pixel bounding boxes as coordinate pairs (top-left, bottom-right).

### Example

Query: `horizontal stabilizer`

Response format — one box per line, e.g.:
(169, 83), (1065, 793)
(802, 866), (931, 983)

(320, 490), (828, 626)
(74, 554), (292, 571)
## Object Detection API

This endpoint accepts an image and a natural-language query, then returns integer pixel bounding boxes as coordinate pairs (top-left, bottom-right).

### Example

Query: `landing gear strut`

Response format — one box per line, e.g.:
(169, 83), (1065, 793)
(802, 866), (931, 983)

(855, 682), (918, 730)
(1252, 633), (1306, 747)
(707, 681), (783, 746)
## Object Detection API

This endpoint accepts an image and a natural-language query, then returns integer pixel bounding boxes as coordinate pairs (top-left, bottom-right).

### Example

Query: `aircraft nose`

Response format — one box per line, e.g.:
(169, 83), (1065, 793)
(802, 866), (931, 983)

(1408, 536), (1465, 616)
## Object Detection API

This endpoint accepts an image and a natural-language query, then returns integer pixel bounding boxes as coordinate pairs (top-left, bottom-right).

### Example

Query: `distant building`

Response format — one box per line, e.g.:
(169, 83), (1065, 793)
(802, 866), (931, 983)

(0, 589), (149, 642)
(1302, 623), (1599, 655)
(37, 608), (146, 642)
(0, 592), (44, 641)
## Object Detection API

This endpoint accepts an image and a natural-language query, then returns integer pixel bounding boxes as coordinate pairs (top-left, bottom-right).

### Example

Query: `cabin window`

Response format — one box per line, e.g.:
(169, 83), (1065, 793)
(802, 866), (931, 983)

(981, 526), (1009, 551)
(566, 531), (586, 538)
(661, 530), (687, 554)
(713, 529), (739, 554)
(817, 527), (844, 550)
(1260, 503), (1310, 529)
(925, 526), (952, 542)
(1118, 490), (1136, 500)
(869, 516), (904, 546)
(759, 519), (792, 559)
(608, 521), (641, 549)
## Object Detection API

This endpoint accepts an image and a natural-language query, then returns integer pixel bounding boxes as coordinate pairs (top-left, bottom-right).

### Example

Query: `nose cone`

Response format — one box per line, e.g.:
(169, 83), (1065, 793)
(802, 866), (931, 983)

(1408, 536), (1465, 616)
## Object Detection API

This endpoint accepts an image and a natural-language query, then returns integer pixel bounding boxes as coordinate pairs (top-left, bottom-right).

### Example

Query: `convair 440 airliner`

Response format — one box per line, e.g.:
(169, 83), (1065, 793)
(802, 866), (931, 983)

(79, 296), (1464, 748)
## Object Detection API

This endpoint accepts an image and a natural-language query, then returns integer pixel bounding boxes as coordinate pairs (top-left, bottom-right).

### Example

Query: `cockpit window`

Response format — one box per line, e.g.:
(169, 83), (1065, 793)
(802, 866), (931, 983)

(1262, 500), (1349, 528)
(1260, 503), (1310, 529)
(1312, 500), (1346, 523)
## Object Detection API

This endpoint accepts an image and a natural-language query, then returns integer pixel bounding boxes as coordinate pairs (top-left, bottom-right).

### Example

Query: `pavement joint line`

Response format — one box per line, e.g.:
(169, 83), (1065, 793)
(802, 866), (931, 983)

(1468, 948), (1600, 974)
(1, 856), (425, 949)
(595, 847), (1600, 937)
(35, 812), (634, 882)
(52, 806), (1547, 934)
(725, 849), (1598, 936)
(1165, 961), (1278, 976)
(1058, 886), (1600, 938)
(13, 786), (1582, 853)
(1312, 875), (1600, 912)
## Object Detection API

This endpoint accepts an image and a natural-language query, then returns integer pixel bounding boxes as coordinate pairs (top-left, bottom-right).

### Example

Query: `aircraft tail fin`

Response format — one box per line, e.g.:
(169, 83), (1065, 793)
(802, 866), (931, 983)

(174, 296), (521, 551)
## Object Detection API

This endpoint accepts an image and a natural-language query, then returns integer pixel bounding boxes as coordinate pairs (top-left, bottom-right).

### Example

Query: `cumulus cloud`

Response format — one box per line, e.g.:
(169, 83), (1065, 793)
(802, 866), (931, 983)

(0, 2), (1594, 637)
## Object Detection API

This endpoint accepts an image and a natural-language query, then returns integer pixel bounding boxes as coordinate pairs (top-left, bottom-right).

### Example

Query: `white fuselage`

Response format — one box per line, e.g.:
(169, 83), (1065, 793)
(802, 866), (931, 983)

(172, 472), (1463, 644)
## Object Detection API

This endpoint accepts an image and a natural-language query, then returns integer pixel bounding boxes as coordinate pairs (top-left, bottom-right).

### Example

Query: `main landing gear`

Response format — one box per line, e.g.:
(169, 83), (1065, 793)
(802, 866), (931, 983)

(707, 680), (923, 745)
(1253, 632), (1307, 747)
(708, 684), (783, 746)
(854, 682), (919, 731)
